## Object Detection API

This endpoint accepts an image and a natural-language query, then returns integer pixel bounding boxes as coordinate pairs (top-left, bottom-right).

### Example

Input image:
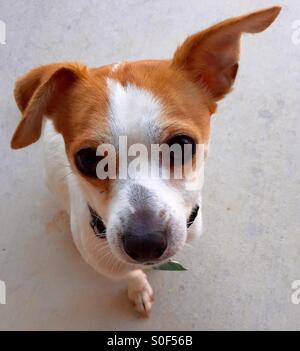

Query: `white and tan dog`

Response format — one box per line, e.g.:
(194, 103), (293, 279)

(11, 7), (281, 316)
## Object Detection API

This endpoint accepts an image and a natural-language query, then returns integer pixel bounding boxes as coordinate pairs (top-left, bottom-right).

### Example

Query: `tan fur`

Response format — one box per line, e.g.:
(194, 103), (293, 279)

(172, 6), (281, 99)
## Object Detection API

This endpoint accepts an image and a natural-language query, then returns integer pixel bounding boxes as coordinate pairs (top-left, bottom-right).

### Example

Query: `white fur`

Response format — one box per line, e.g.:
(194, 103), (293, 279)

(107, 79), (161, 146)
(111, 62), (122, 72)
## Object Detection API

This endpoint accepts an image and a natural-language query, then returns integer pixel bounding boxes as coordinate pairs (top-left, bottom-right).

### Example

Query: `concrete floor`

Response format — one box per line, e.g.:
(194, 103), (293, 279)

(0, 0), (300, 330)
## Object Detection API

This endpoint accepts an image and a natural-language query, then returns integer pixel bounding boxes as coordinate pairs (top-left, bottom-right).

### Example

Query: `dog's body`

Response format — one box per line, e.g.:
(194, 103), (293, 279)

(11, 7), (281, 315)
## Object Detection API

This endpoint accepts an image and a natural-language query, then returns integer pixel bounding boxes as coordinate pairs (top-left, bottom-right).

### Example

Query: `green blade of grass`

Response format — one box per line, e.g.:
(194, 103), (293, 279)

(153, 260), (187, 271)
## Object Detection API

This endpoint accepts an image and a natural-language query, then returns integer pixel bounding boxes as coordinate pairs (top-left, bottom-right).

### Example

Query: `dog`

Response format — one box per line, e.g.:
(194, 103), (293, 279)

(10, 6), (281, 316)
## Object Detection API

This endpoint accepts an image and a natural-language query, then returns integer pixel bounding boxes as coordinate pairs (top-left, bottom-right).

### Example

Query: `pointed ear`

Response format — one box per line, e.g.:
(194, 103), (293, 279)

(11, 62), (88, 149)
(171, 6), (281, 100)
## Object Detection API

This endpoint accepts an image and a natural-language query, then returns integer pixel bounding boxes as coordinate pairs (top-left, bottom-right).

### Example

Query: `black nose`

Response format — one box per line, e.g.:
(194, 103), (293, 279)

(122, 231), (167, 262)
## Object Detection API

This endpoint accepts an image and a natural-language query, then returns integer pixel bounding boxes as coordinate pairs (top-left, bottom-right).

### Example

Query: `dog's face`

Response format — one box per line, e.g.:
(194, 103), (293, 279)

(68, 61), (210, 265)
(10, 7), (280, 266)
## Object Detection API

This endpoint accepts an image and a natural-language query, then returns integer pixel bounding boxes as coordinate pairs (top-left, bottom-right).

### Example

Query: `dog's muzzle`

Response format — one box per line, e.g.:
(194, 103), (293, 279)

(88, 204), (199, 256)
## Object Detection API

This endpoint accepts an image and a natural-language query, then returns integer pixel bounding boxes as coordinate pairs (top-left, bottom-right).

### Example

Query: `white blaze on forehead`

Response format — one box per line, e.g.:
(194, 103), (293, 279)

(107, 79), (162, 145)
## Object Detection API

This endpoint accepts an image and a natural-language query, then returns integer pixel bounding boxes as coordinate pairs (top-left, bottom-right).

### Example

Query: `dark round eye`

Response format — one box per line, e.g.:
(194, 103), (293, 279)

(167, 135), (196, 164)
(75, 148), (99, 177)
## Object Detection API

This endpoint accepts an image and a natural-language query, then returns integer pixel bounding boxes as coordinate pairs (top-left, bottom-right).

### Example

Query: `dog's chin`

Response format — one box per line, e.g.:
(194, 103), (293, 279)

(113, 254), (173, 269)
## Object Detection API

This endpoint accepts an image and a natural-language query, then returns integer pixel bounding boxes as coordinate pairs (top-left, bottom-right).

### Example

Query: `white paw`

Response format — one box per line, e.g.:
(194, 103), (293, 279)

(127, 270), (154, 317)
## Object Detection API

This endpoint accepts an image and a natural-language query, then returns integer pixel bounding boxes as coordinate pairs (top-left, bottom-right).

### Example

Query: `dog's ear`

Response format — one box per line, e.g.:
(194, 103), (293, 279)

(171, 6), (281, 100)
(11, 62), (88, 149)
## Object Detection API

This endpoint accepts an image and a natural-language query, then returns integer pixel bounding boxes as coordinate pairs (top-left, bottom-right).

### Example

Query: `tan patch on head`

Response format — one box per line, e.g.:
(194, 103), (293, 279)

(108, 60), (214, 145)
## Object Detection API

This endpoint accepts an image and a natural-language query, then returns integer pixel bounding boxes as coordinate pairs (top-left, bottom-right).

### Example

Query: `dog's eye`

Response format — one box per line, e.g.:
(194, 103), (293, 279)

(167, 135), (196, 164)
(75, 148), (99, 177)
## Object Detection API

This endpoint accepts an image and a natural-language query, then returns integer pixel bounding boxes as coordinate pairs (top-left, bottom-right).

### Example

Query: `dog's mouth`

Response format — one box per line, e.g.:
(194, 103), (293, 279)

(88, 204), (199, 265)
(88, 205), (107, 238)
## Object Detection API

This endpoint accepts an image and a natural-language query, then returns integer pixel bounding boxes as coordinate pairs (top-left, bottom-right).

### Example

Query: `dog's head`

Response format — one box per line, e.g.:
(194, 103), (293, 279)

(11, 7), (280, 266)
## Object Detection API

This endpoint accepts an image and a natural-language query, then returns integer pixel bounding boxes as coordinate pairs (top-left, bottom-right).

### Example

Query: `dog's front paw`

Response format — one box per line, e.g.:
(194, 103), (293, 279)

(127, 270), (154, 317)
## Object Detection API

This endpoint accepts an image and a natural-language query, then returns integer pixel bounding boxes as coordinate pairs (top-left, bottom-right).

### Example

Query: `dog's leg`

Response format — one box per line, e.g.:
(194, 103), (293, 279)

(126, 269), (154, 316)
